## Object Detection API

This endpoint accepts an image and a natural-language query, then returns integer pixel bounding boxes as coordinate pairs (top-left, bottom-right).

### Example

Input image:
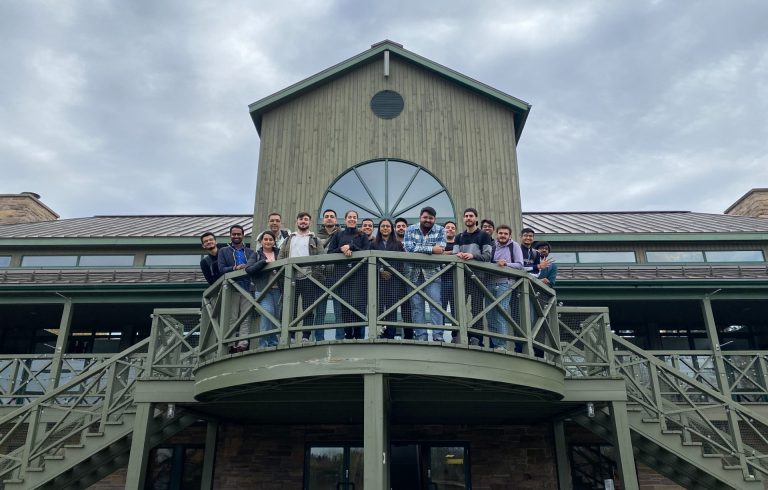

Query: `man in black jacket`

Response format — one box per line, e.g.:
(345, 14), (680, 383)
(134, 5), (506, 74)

(199, 232), (222, 285)
(453, 208), (493, 346)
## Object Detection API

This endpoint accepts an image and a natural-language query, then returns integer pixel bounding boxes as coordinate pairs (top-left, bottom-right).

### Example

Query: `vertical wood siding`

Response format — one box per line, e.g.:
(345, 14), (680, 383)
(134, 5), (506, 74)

(253, 56), (522, 234)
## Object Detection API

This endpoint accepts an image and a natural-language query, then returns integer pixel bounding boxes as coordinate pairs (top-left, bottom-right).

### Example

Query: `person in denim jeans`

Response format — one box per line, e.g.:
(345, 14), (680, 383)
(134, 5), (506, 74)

(403, 207), (446, 342)
(245, 231), (281, 347)
(487, 225), (524, 350)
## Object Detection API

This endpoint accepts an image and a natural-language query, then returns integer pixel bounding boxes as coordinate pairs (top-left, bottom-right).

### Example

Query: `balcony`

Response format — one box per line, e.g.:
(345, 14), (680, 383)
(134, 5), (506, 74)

(192, 251), (567, 421)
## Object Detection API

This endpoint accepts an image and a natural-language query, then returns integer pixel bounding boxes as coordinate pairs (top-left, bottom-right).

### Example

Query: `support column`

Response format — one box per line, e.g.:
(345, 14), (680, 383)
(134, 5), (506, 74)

(200, 420), (219, 490)
(553, 420), (573, 490)
(609, 401), (639, 490)
(125, 402), (154, 490)
(702, 295), (750, 475)
(48, 299), (73, 391)
(363, 373), (389, 489)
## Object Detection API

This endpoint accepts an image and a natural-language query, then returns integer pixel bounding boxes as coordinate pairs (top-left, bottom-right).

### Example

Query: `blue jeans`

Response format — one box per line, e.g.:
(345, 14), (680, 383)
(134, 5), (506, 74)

(410, 275), (443, 341)
(488, 282), (513, 348)
(256, 289), (281, 347)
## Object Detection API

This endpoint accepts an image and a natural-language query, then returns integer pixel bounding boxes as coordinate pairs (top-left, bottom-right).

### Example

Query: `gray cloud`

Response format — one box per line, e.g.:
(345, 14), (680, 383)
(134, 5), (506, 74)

(1, 1), (766, 218)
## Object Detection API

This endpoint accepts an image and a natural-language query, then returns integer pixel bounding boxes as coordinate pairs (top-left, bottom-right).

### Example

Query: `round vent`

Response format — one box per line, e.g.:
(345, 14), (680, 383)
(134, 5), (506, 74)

(370, 90), (404, 119)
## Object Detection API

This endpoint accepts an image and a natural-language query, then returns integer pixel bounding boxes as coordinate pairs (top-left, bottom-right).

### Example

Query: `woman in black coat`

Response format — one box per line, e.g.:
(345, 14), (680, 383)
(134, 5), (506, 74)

(371, 219), (404, 339)
(326, 210), (370, 339)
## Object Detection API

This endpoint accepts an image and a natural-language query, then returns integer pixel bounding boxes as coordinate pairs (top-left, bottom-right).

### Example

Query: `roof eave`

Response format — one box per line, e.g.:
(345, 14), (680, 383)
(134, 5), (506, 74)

(248, 41), (531, 143)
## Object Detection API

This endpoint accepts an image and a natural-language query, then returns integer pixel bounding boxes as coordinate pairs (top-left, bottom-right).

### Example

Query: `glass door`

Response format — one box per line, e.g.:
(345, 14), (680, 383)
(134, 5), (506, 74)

(306, 446), (363, 490)
(426, 446), (468, 489)
(390, 443), (469, 490)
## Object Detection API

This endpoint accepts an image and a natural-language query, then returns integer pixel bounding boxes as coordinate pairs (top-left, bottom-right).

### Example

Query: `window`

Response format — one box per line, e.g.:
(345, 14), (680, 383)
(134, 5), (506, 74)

(305, 446), (363, 490)
(0, 256), (10, 267)
(21, 255), (78, 267)
(145, 445), (203, 490)
(319, 160), (456, 223)
(551, 252), (577, 264)
(145, 255), (202, 267)
(577, 252), (636, 264)
(78, 255), (135, 267)
(705, 250), (764, 262)
(306, 443), (470, 489)
(646, 251), (704, 263)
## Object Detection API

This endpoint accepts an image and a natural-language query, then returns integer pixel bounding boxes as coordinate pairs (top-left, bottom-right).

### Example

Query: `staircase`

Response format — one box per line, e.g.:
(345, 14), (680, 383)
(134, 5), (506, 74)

(3, 410), (197, 490)
(0, 323), (200, 490)
(573, 407), (763, 490)
(560, 307), (768, 490)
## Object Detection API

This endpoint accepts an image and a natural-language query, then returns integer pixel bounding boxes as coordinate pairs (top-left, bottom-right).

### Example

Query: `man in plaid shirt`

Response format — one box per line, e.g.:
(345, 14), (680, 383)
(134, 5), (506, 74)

(403, 206), (447, 341)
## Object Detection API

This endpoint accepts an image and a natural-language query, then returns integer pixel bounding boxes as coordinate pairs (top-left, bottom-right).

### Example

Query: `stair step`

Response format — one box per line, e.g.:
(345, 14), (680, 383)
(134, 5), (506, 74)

(682, 441), (703, 447)
(104, 421), (124, 426)
(662, 430), (683, 435)
(3, 479), (24, 484)
(641, 418), (661, 423)
(702, 453), (726, 459)
(26, 467), (44, 472)
(43, 455), (65, 461)
(64, 444), (85, 449)
(84, 432), (104, 437)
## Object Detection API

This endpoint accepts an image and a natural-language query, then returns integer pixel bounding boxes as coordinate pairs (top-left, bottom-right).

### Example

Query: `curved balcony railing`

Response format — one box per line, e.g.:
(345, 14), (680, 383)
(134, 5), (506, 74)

(198, 251), (560, 367)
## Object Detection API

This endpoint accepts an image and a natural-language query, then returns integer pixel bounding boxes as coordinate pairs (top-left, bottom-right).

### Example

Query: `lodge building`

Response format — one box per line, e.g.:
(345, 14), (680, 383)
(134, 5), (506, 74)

(1, 41), (768, 490)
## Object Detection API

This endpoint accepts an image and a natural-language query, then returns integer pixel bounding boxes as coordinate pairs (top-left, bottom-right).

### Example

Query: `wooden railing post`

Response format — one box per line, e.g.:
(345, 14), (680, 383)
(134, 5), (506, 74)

(19, 407), (42, 476)
(48, 299), (73, 391)
(218, 280), (232, 356)
(98, 362), (118, 433)
(280, 266), (295, 346)
(454, 262), (468, 345)
(702, 295), (750, 477)
(367, 256), (378, 341)
(519, 280), (533, 356)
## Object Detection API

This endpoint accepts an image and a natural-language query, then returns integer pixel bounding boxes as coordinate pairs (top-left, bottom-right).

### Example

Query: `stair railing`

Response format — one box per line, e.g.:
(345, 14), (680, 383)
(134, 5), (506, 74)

(0, 338), (149, 483)
(611, 334), (768, 480)
(559, 306), (768, 481)
(145, 308), (202, 379)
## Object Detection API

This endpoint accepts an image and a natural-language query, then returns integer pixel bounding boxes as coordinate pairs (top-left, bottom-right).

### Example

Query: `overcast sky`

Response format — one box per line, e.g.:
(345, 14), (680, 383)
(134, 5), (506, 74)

(2, 1), (767, 219)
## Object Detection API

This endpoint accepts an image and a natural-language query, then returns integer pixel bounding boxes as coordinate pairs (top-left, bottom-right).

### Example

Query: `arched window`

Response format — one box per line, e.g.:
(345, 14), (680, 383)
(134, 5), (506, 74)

(319, 160), (456, 223)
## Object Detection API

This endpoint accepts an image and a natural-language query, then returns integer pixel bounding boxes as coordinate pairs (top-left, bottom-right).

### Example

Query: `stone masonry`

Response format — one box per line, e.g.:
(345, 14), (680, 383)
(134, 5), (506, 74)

(0, 192), (58, 224)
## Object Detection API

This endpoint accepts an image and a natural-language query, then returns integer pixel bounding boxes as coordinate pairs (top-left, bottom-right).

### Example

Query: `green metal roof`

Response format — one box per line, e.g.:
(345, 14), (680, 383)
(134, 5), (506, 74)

(248, 40), (532, 143)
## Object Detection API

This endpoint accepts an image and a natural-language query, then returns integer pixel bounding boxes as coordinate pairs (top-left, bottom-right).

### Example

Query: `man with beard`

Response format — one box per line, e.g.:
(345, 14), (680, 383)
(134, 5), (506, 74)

(278, 212), (325, 343)
(199, 231), (223, 285)
(520, 228), (550, 276)
(218, 225), (256, 352)
(316, 208), (343, 340)
(535, 241), (557, 287)
(488, 225), (524, 350)
(394, 218), (408, 244)
(403, 207), (447, 342)
(453, 208), (493, 345)
(394, 217), (413, 339)
(256, 212), (291, 250)
(361, 218), (375, 242)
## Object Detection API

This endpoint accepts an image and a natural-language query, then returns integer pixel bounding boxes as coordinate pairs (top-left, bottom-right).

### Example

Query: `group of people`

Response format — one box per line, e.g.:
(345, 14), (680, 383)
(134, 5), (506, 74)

(199, 207), (557, 353)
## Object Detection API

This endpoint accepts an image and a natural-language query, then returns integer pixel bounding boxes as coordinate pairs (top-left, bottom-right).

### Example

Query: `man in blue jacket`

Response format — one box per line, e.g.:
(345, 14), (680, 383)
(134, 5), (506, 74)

(217, 224), (256, 352)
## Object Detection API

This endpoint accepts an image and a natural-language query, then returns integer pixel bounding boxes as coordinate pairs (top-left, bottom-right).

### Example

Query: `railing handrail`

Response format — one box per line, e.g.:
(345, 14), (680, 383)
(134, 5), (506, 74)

(0, 338), (150, 425)
(611, 333), (768, 438)
(207, 250), (544, 283)
(0, 353), (114, 360)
